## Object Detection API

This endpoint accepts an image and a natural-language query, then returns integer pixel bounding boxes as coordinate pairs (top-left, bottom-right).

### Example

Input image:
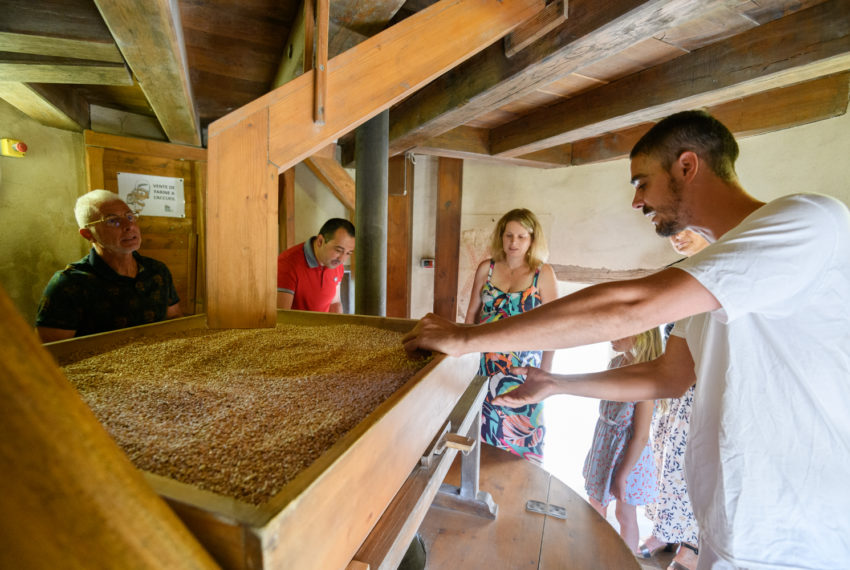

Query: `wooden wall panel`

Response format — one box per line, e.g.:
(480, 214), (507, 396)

(278, 168), (296, 252)
(84, 131), (207, 316)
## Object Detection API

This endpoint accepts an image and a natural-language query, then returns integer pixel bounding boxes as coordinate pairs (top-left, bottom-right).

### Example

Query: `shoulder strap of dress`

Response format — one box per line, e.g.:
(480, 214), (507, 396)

(532, 265), (541, 287)
(487, 259), (495, 282)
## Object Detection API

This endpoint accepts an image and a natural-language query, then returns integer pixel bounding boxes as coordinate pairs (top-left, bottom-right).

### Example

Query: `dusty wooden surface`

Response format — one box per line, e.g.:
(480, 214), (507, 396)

(419, 444), (640, 569)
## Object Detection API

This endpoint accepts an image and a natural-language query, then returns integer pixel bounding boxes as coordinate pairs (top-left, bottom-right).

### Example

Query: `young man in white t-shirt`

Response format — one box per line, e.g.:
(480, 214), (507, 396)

(403, 110), (850, 569)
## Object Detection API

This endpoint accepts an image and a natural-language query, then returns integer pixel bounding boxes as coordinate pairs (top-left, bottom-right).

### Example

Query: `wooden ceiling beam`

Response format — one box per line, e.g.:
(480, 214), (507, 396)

(273, 0), (408, 88)
(273, 0), (310, 87)
(0, 31), (123, 62)
(0, 82), (90, 131)
(0, 55), (131, 85)
(94, 0), (201, 146)
(272, 3), (358, 212)
(413, 72), (850, 169)
(491, 0), (850, 157)
(570, 72), (850, 166)
(412, 125), (571, 168)
(211, 0), (544, 173)
(304, 156), (356, 211)
(388, 0), (730, 157)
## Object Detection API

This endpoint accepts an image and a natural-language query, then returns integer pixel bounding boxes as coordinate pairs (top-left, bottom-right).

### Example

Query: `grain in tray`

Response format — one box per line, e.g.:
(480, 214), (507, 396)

(60, 323), (430, 505)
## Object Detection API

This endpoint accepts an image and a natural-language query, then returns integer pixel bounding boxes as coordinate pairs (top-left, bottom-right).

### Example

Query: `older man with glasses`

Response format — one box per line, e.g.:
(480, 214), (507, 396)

(35, 189), (182, 343)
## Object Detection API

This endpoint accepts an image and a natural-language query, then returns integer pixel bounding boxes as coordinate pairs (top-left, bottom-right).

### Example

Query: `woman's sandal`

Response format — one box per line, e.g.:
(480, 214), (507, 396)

(667, 542), (699, 570)
(637, 540), (674, 559)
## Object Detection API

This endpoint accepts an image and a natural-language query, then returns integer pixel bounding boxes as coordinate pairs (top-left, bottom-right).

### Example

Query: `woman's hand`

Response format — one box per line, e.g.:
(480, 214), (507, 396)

(491, 366), (558, 407)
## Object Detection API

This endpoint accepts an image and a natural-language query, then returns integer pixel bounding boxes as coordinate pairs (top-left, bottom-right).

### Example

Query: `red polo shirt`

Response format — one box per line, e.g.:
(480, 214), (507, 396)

(277, 239), (344, 312)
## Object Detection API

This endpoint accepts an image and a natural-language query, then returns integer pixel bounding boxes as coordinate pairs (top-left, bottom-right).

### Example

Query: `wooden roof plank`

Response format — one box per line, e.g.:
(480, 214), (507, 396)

(412, 125), (571, 168)
(387, 0), (730, 156)
(94, 0), (201, 146)
(490, 0), (850, 156)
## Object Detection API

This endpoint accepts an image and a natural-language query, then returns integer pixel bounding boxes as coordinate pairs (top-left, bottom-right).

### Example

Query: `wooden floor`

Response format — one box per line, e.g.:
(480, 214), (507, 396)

(417, 444), (640, 569)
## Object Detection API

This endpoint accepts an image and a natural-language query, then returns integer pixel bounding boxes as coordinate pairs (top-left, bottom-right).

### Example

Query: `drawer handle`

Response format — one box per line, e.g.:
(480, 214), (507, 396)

(445, 433), (475, 453)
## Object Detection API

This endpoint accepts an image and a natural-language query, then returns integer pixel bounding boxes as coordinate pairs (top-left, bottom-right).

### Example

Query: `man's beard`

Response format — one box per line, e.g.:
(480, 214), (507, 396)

(651, 176), (686, 237)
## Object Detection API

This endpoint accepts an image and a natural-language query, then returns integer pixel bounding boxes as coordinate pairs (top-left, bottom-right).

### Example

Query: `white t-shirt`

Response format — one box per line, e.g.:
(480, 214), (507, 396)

(671, 193), (850, 569)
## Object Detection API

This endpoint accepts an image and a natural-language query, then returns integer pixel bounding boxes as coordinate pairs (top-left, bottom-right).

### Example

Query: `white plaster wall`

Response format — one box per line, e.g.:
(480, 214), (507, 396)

(0, 99), (87, 324)
(409, 110), (850, 320)
(735, 110), (850, 206)
(410, 155), (439, 318)
(292, 163), (350, 244)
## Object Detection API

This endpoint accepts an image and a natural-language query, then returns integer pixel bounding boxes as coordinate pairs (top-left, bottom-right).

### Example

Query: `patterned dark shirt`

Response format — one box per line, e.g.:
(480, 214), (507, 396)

(35, 248), (179, 337)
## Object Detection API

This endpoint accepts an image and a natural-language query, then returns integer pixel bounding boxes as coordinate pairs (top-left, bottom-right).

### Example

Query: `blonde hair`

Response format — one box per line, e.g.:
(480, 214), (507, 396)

(489, 208), (549, 269)
(627, 327), (664, 364)
(624, 326), (670, 413)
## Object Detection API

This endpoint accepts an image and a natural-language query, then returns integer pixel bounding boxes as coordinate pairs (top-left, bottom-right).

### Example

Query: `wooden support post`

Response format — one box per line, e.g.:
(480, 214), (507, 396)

(434, 157), (462, 320)
(387, 154), (414, 318)
(354, 111), (389, 316)
(206, 109), (279, 329)
(278, 168), (296, 251)
(314, 0), (328, 124)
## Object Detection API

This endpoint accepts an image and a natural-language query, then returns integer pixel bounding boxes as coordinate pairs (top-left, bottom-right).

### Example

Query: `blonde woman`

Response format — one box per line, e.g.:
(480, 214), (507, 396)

(464, 209), (558, 465)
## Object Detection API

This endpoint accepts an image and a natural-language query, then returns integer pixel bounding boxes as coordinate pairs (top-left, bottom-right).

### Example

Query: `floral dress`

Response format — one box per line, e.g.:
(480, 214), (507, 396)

(583, 356), (657, 507)
(477, 260), (545, 465)
(644, 385), (699, 544)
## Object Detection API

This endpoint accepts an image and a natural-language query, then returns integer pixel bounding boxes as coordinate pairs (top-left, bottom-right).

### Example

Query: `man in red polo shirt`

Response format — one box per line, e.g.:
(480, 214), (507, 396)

(276, 218), (355, 313)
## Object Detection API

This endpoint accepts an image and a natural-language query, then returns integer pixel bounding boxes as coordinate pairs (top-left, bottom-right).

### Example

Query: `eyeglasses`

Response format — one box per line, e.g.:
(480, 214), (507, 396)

(85, 212), (139, 228)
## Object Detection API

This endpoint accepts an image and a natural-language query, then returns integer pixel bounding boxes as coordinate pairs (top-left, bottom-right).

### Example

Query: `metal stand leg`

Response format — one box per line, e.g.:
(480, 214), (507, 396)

(432, 402), (498, 519)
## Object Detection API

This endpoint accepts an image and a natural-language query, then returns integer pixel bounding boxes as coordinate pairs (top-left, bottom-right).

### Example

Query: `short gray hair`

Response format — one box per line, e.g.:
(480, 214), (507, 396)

(74, 189), (124, 229)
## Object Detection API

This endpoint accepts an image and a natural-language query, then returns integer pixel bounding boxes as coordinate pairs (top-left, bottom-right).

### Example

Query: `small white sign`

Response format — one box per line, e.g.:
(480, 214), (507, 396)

(117, 172), (185, 218)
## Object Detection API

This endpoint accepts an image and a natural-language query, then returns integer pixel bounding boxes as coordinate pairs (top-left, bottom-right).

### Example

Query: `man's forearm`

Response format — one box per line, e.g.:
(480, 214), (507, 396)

(458, 268), (715, 354)
(550, 363), (670, 402)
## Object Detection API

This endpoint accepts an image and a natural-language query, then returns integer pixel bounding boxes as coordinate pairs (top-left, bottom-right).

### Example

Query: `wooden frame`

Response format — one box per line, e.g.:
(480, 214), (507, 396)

(46, 311), (479, 569)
